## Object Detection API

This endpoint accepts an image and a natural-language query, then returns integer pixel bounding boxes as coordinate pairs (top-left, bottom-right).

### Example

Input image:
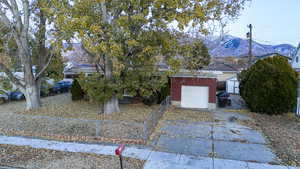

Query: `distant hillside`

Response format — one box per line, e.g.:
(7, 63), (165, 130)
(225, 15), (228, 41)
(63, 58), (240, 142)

(203, 35), (296, 58)
(62, 36), (296, 65)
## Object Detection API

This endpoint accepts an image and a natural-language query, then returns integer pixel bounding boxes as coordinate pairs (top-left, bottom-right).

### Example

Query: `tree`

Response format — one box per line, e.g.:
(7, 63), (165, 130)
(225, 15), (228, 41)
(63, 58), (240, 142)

(182, 40), (210, 71)
(239, 55), (298, 114)
(70, 79), (85, 101)
(53, 0), (250, 114)
(0, 0), (58, 109)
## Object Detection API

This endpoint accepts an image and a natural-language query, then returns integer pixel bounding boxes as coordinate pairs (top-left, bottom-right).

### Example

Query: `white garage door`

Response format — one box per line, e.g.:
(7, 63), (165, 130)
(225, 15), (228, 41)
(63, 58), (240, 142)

(181, 86), (209, 109)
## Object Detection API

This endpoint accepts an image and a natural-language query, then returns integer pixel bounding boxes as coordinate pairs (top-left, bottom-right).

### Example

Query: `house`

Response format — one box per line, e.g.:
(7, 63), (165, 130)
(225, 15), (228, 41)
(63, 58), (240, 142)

(170, 73), (217, 110)
(199, 62), (244, 92)
(202, 62), (240, 73)
(226, 75), (239, 94)
(255, 53), (292, 63)
(63, 63), (97, 79)
(291, 44), (300, 72)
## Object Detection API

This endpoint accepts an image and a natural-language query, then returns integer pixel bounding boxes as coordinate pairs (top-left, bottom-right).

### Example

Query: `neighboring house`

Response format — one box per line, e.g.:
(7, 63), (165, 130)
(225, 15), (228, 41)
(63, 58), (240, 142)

(255, 53), (292, 63)
(170, 72), (217, 110)
(226, 75), (239, 94)
(200, 62), (242, 85)
(291, 44), (300, 72)
(63, 63), (98, 79)
(202, 62), (240, 73)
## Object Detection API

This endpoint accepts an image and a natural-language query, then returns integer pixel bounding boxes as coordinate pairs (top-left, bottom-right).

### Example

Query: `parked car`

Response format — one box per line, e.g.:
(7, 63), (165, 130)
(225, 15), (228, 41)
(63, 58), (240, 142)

(9, 91), (25, 100)
(50, 81), (72, 94)
(217, 91), (231, 107)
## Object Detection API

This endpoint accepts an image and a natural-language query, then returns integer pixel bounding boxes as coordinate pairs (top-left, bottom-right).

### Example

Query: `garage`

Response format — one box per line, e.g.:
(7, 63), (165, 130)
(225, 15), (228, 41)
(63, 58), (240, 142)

(171, 74), (217, 110)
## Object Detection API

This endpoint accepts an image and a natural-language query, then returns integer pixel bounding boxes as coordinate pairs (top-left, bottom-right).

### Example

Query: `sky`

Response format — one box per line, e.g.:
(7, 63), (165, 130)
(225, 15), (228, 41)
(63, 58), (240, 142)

(225, 0), (300, 46)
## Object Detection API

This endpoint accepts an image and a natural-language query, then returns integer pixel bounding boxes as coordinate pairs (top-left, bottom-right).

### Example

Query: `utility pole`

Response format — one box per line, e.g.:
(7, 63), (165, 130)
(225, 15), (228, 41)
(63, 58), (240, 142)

(247, 24), (253, 67)
(297, 77), (300, 117)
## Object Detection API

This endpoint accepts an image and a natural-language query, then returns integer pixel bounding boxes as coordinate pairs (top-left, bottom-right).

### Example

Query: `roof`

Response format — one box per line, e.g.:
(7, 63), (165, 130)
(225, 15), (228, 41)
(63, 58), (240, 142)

(255, 53), (292, 61)
(63, 63), (97, 75)
(291, 43), (300, 65)
(202, 62), (240, 72)
(171, 71), (217, 79)
(226, 75), (238, 81)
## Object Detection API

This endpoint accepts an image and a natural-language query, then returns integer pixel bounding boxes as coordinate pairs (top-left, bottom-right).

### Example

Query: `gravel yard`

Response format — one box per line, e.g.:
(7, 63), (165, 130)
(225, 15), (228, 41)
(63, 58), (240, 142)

(235, 111), (300, 166)
(0, 144), (144, 169)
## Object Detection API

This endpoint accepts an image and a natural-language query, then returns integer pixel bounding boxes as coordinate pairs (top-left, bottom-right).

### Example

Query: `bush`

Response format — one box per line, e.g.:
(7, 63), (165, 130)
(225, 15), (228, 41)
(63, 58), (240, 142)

(157, 82), (170, 104)
(70, 79), (85, 101)
(239, 55), (298, 115)
(142, 93), (159, 106)
(142, 80), (171, 106)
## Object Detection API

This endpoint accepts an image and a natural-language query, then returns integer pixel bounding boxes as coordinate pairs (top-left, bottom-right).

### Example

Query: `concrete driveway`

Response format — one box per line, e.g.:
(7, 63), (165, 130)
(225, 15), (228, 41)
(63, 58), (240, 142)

(152, 109), (277, 164)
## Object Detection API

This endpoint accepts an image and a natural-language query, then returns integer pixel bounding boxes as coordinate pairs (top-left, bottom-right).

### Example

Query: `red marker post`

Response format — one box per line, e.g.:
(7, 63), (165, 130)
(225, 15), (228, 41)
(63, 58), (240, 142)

(115, 144), (126, 169)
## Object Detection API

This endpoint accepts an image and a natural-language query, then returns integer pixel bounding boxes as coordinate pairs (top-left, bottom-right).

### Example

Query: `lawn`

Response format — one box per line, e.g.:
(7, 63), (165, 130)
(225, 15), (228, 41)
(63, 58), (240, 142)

(15, 93), (158, 122)
(0, 144), (144, 169)
(0, 93), (159, 142)
(235, 111), (300, 166)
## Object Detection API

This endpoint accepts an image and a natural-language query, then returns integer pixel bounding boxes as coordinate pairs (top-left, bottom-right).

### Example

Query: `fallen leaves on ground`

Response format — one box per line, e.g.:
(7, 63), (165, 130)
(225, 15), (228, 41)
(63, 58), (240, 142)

(237, 112), (300, 166)
(0, 144), (144, 169)
(162, 106), (214, 122)
(15, 94), (157, 122)
(0, 93), (157, 141)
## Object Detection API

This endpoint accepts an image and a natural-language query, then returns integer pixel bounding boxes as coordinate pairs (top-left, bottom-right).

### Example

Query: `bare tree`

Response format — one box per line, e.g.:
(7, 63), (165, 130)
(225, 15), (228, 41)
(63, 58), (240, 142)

(0, 0), (53, 110)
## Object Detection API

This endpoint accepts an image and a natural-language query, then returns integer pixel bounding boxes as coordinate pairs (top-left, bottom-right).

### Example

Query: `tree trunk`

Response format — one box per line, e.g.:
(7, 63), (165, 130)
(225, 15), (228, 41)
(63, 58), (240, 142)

(19, 41), (41, 110)
(103, 56), (120, 114)
(104, 96), (120, 114)
(100, 1), (120, 114)
(24, 83), (41, 110)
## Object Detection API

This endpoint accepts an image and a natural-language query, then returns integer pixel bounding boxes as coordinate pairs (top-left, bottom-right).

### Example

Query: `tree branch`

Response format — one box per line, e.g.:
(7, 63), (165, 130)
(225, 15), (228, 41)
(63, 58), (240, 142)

(0, 7), (12, 28)
(0, 62), (24, 88)
(22, 0), (30, 35)
(8, 0), (23, 33)
(34, 52), (54, 81)
(80, 43), (105, 72)
(0, 0), (12, 12)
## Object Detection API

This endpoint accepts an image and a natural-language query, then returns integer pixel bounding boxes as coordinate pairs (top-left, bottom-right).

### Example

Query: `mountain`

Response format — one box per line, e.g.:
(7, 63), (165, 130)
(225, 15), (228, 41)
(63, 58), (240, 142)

(203, 35), (296, 58)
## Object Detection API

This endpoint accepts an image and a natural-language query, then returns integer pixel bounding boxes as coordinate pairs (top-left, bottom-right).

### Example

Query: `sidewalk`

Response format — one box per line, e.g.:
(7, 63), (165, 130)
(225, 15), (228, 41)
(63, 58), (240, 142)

(0, 135), (299, 169)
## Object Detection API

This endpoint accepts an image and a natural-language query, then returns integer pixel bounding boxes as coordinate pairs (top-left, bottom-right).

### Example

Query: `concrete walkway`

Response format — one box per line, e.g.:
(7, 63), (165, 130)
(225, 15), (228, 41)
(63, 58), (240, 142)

(153, 110), (277, 163)
(0, 135), (299, 169)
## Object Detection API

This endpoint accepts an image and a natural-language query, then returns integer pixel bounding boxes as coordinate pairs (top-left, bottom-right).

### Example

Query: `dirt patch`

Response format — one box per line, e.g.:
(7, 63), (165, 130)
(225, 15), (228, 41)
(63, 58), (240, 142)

(162, 106), (214, 122)
(236, 118), (261, 131)
(238, 112), (300, 166)
(252, 113), (300, 166)
(0, 144), (144, 169)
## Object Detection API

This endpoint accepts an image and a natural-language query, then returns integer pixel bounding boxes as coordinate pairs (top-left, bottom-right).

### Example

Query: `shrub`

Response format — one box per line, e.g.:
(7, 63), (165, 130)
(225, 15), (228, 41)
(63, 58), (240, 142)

(142, 93), (159, 106)
(157, 82), (170, 103)
(70, 79), (85, 101)
(239, 55), (298, 115)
